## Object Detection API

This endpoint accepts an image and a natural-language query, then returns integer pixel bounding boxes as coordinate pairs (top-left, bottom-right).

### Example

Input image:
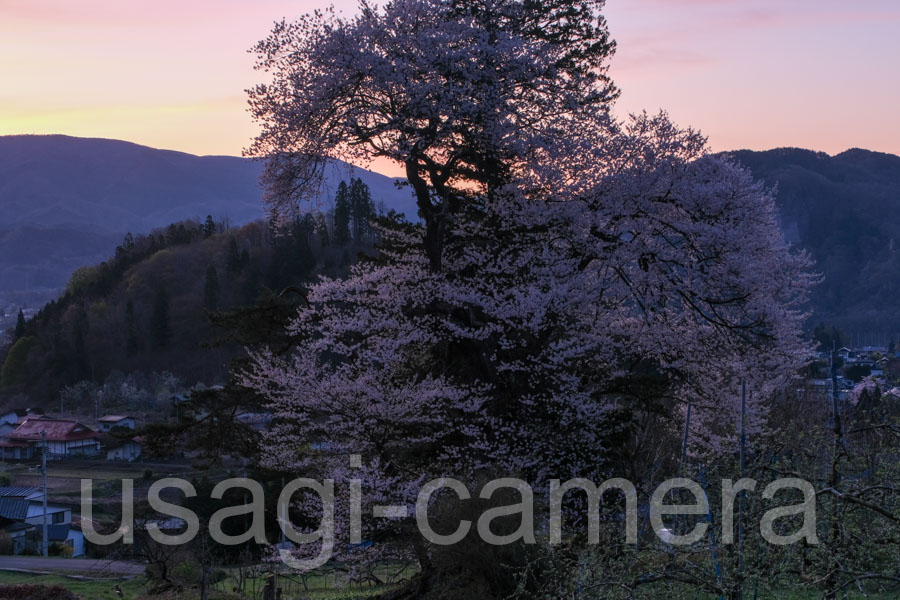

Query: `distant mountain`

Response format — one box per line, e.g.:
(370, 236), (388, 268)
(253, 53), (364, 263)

(730, 147), (900, 337)
(0, 134), (416, 232)
(3, 135), (899, 337)
(0, 226), (121, 291)
(0, 135), (415, 306)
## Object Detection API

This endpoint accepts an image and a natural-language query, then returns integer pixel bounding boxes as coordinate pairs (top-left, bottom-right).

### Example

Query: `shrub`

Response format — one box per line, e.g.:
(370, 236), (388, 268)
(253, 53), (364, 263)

(171, 561), (202, 587)
(0, 585), (78, 600)
(145, 563), (164, 581)
(212, 568), (229, 583)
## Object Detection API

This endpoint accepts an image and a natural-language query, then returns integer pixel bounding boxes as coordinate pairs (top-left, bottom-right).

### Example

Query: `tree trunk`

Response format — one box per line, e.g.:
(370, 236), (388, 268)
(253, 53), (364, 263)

(405, 159), (443, 273)
(200, 563), (210, 600)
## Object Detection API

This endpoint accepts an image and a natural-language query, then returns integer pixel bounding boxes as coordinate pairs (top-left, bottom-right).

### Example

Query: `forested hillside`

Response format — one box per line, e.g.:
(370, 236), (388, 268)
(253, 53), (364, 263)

(5, 145), (900, 411)
(0, 185), (380, 408)
(0, 134), (414, 312)
(4, 136), (899, 338)
(732, 147), (900, 337)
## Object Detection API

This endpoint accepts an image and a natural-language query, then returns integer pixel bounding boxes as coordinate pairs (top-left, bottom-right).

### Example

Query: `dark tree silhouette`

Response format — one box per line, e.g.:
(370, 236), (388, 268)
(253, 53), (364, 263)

(125, 299), (139, 357)
(333, 181), (351, 245)
(14, 310), (26, 341)
(150, 285), (171, 350)
(226, 238), (242, 274)
(203, 264), (220, 311)
(349, 178), (374, 242)
(202, 215), (217, 238)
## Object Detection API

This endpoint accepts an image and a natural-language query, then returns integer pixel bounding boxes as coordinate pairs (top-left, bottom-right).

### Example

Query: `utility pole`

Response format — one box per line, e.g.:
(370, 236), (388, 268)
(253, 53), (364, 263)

(677, 403), (692, 538)
(41, 430), (48, 557)
(737, 380), (747, 600)
(280, 476), (286, 545)
(679, 404), (692, 476)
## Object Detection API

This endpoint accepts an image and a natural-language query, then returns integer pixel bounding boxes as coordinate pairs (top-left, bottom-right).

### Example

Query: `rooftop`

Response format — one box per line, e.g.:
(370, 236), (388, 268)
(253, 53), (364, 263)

(9, 418), (99, 442)
(99, 415), (133, 422)
(0, 486), (40, 498)
(2, 408), (44, 418)
(0, 498), (29, 520)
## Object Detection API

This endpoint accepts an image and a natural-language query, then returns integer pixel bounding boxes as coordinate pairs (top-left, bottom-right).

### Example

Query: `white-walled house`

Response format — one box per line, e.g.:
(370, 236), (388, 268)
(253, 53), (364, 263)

(106, 437), (142, 461)
(3, 418), (101, 458)
(0, 486), (83, 556)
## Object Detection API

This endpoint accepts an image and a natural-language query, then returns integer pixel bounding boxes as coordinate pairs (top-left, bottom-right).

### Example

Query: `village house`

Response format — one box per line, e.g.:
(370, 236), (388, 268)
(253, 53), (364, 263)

(0, 408), (43, 425)
(837, 347), (857, 362)
(0, 486), (84, 556)
(105, 436), (143, 461)
(98, 414), (136, 431)
(0, 418), (101, 459)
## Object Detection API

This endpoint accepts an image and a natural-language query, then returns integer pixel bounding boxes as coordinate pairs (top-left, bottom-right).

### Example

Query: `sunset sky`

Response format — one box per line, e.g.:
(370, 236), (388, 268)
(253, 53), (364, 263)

(1, 0), (898, 171)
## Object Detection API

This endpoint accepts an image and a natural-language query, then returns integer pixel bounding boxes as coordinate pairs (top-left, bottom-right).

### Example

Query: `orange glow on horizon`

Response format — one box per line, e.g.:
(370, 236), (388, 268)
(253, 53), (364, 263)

(1, 0), (898, 171)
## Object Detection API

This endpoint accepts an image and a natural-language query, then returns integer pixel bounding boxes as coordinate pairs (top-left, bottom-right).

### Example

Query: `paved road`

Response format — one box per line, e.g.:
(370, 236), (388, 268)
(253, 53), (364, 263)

(0, 556), (144, 575)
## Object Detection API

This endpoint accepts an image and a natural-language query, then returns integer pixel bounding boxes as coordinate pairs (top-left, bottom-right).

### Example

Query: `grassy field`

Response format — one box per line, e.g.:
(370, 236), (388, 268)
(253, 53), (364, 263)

(3, 569), (900, 600)
(5, 459), (197, 497)
(0, 571), (147, 600)
(3, 459), (234, 512)
(209, 567), (404, 600)
(0, 569), (396, 599)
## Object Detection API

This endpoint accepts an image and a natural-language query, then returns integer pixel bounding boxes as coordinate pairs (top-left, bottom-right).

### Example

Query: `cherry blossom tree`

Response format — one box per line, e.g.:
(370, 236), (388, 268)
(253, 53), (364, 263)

(244, 0), (814, 594)
(247, 0), (617, 271)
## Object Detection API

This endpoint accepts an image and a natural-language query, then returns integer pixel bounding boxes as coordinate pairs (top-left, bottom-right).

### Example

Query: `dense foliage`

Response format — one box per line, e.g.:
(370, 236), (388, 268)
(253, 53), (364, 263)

(732, 147), (900, 336)
(243, 1), (823, 597)
(0, 192), (376, 408)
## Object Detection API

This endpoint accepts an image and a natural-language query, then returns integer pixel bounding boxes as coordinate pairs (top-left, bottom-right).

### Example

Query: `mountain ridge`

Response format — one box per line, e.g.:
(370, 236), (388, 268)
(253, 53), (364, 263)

(0, 134), (417, 232)
(2, 135), (899, 334)
(0, 134), (416, 310)
(727, 146), (900, 335)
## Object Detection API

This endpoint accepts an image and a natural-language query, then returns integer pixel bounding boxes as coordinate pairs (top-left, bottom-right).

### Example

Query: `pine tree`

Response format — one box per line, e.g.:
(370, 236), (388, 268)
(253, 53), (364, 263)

(125, 300), (139, 357)
(13, 310), (26, 341)
(349, 178), (374, 242)
(266, 219), (316, 290)
(203, 264), (220, 311)
(115, 232), (135, 258)
(202, 215), (217, 238)
(315, 213), (330, 247)
(226, 238), (242, 273)
(333, 181), (351, 244)
(150, 285), (171, 350)
(73, 306), (90, 380)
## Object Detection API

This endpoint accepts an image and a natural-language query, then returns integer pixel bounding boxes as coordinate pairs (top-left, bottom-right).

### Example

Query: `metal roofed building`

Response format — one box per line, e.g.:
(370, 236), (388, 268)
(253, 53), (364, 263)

(98, 415), (136, 431)
(3, 418), (101, 458)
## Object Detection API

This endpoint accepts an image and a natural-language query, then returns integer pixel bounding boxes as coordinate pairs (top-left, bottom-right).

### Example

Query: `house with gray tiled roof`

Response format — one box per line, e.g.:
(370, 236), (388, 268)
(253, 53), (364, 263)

(0, 486), (83, 556)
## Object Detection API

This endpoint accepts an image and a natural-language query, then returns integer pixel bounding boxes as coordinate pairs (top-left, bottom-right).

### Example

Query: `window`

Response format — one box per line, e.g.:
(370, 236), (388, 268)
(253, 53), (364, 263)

(52, 511), (66, 524)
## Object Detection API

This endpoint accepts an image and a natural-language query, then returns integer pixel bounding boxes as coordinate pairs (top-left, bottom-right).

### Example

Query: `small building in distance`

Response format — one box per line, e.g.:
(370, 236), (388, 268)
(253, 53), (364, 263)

(105, 436), (143, 461)
(98, 415), (136, 431)
(236, 411), (273, 432)
(0, 408), (44, 426)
